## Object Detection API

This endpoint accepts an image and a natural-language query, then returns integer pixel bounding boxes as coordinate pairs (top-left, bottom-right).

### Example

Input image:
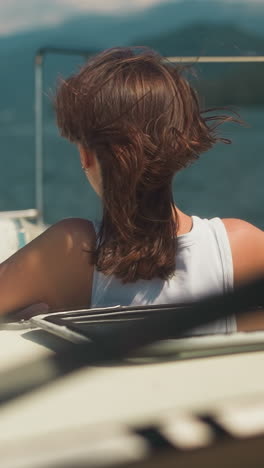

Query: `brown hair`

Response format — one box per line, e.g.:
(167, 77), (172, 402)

(55, 47), (238, 283)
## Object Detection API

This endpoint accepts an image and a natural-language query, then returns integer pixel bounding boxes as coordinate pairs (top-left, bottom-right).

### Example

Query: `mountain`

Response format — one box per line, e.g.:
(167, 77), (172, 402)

(136, 23), (264, 106)
(138, 23), (264, 56)
(0, 0), (264, 125)
(1, 0), (264, 52)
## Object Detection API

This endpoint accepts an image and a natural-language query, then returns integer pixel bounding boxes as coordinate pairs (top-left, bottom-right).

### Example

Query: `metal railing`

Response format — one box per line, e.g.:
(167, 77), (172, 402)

(168, 56), (264, 63)
(3, 48), (264, 225)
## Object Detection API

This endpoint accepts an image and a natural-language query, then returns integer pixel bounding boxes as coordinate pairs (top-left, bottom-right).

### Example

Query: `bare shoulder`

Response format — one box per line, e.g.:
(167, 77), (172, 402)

(222, 218), (263, 250)
(222, 218), (263, 234)
(222, 218), (264, 285)
(54, 217), (95, 232)
(36, 217), (96, 252)
(47, 217), (96, 240)
(0, 218), (97, 314)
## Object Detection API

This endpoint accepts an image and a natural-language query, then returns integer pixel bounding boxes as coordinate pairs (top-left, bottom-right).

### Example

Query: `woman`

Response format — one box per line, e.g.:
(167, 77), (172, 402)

(0, 47), (263, 332)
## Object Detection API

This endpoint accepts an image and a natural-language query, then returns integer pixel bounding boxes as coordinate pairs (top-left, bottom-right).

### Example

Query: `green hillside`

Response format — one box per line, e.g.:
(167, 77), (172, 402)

(135, 24), (264, 106)
(137, 23), (264, 56)
(0, 21), (264, 128)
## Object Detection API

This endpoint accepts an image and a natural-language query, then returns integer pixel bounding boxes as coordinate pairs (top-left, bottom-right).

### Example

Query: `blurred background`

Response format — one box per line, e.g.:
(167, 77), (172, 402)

(0, 0), (263, 227)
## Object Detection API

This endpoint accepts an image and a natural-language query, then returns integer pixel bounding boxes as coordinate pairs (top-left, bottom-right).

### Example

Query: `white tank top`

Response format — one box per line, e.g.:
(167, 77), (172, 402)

(91, 216), (236, 335)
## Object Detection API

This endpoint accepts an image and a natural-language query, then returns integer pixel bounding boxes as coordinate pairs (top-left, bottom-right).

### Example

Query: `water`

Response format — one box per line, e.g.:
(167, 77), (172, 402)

(0, 107), (263, 229)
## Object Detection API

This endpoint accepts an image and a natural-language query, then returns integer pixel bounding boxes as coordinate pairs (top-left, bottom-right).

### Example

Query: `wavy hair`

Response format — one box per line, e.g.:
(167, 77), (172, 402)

(55, 47), (239, 282)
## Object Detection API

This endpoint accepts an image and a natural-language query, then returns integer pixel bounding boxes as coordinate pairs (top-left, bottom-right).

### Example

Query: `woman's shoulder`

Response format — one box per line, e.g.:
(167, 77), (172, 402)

(222, 217), (263, 233)
(221, 218), (264, 285)
(50, 217), (95, 233)
(44, 217), (96, 247)
(221, 218), (263, 247)
(0, 217), (97, 315)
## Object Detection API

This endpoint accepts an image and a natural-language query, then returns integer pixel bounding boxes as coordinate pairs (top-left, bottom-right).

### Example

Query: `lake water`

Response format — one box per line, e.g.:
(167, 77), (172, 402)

(0, 107), (263, 229)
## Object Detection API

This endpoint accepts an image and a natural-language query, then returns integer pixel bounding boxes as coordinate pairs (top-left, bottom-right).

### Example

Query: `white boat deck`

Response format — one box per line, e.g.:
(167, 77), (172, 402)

(1, 328), (264, 441)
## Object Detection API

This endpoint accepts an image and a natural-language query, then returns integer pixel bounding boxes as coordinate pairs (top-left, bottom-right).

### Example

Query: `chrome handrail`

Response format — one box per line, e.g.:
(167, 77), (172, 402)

(168, 56), (264, 63)
(34, 48), (264, 225)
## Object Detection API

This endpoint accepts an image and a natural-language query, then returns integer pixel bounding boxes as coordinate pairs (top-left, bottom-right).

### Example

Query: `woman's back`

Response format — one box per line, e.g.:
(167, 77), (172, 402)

(92, 215), (236, 335)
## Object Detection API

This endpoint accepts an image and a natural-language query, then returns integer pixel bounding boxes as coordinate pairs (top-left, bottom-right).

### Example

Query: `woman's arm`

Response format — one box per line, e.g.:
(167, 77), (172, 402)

(223, 218), (264, 331)
(0, 218), (96, 316)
